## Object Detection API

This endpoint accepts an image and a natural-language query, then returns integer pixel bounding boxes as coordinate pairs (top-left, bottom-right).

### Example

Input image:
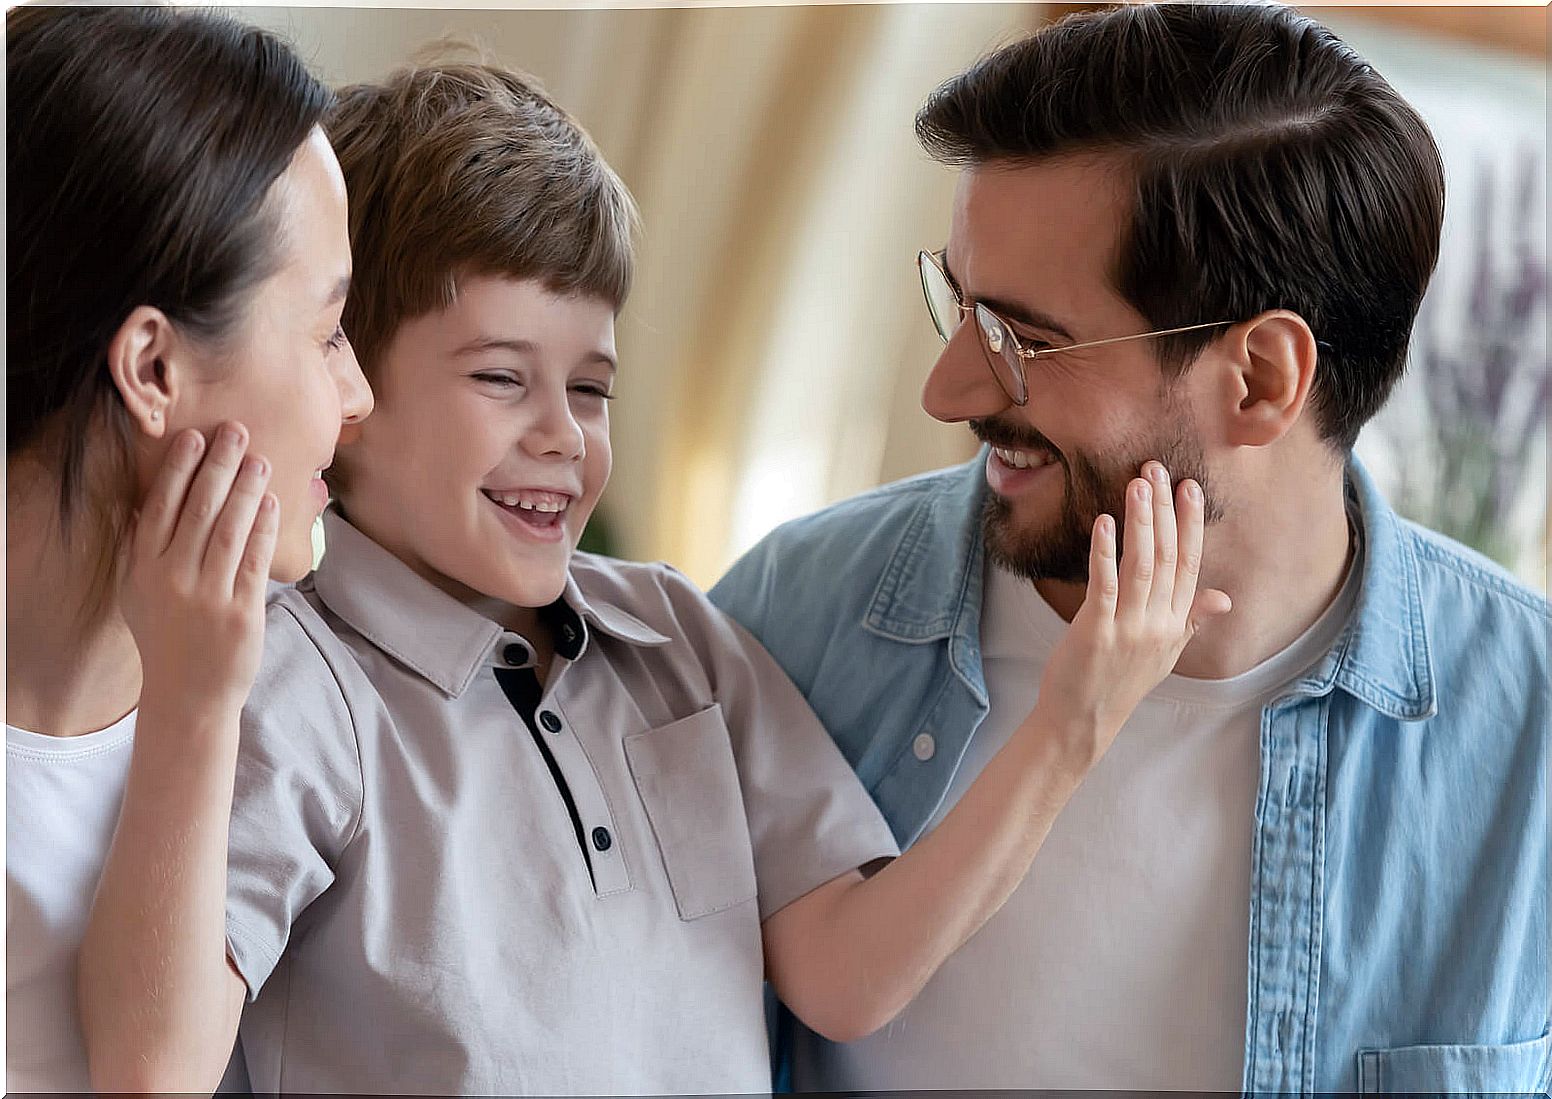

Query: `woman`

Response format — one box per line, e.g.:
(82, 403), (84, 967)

(6, 7), (371, 1090)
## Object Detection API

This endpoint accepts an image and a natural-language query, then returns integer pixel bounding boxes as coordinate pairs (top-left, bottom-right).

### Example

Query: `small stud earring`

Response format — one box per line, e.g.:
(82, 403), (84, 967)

(149, 409), (161, 422)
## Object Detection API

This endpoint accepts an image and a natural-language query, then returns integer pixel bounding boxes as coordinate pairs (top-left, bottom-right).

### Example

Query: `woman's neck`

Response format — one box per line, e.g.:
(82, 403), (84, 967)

(6, 464), (142, 736)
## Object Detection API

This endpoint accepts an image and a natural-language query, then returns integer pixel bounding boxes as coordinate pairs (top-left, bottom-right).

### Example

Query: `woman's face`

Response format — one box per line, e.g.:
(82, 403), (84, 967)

(168, 127), (373, 580)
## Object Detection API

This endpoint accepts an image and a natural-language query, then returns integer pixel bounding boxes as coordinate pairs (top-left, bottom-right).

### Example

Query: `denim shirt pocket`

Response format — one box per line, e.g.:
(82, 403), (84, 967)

(1356, 1026), (1552, 1094)
(625, 704), (759, 921)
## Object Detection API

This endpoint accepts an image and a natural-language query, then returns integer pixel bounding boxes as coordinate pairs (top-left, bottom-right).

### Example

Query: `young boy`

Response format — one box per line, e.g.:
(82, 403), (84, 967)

(80, 58), (1224, 1095)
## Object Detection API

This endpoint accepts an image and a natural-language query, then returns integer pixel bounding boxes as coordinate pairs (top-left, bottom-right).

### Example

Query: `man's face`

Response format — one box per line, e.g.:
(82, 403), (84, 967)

(335, 275), (616, 612)
(921, 155), (1221, 583)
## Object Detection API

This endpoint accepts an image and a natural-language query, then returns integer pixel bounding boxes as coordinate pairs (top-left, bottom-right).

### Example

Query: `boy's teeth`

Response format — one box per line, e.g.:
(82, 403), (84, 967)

(487, 489), (567, 513)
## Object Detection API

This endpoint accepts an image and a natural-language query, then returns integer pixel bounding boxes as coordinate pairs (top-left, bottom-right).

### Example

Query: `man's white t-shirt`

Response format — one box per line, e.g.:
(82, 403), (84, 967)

(794, 552), (1360, 1092)
(7, 711), (138, 1093)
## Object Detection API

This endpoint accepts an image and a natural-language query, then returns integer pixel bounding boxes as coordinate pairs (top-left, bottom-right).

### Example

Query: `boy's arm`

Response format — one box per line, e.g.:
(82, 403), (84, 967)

(761, 467), (1231, 1041)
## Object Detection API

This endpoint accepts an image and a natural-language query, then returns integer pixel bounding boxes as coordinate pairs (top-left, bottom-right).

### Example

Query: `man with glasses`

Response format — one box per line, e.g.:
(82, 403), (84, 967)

(712, 4), (1548, 1093)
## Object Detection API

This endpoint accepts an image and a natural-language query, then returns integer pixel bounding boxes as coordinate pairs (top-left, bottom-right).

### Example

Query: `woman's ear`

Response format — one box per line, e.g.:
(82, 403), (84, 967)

(105, 305), (181, 439)
(1220, 309), (1319, 449)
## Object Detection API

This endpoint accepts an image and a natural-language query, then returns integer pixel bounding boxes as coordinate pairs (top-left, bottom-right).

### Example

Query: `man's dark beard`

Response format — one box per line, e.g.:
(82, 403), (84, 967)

(973, 415), (1221, 585)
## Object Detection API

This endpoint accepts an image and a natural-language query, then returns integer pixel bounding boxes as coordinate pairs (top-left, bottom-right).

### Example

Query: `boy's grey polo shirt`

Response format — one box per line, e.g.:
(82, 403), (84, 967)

(225, 511), (898, 1096)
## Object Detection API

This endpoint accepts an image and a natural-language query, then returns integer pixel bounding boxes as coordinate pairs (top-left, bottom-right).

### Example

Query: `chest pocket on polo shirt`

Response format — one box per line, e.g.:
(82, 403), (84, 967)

(1357, 1027), (1552, 1094)
(624, 704), (758, 920)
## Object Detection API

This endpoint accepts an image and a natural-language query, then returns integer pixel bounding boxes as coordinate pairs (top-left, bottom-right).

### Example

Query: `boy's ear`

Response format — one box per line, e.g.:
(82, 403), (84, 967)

(1219, 309), (1319, 449)
(106, 305), (183, 440)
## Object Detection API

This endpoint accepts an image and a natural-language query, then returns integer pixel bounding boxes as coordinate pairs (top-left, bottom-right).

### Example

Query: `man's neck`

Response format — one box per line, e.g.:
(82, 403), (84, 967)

(6, 466), (142, 736)
(1035, 460), (1355, 681)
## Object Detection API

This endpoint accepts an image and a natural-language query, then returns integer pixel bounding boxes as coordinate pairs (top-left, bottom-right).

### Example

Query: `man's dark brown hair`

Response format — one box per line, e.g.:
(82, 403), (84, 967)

(917, 3), (1445, 451)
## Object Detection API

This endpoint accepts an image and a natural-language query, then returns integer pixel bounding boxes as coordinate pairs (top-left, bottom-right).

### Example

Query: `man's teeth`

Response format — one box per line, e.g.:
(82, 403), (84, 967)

(993, 446), (1056, 470)
(486, 489), (567, 512)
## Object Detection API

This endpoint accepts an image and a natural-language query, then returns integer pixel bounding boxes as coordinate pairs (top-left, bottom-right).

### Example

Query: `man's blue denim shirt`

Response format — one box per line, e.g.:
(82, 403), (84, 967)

(711, 451), (1550, 1094)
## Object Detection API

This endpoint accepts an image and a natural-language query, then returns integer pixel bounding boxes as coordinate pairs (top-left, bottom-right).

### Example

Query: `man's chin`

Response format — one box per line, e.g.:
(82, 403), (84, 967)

(982, 495), (1092, 585)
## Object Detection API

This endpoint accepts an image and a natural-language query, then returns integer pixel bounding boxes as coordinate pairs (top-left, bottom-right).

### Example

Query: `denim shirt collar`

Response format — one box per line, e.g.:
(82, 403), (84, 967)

(1289, 457), (1437, 720)
(862, 446), (1436, 722)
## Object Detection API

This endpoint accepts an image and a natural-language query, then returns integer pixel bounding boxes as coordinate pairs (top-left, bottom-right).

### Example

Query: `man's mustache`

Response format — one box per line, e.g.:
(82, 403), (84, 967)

(969, 417), (1061, 456)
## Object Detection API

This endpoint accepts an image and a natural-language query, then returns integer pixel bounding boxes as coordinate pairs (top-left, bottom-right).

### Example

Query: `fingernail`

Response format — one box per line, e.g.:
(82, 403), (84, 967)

(1149, 462), (1168, 483)
(249, 455), (268, 477)
(1135, 480), (1151, 502)
(221, 424), (243, 446)
(183, 431), (204, 454)
(1186, 481), (1202, 503)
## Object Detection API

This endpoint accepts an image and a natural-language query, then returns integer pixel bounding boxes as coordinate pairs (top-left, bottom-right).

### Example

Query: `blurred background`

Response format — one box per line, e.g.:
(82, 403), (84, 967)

(237, 2), (1549, 593)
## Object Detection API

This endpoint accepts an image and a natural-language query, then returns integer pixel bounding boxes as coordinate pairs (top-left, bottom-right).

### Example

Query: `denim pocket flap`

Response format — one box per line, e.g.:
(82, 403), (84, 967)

(1357, 1026), (1552, 1095)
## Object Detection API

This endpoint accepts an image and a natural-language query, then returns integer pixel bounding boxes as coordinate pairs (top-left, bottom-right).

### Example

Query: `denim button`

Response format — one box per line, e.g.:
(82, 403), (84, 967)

(913, 732), (936, 761)
(538, 710), (562, 733)
(591, 826), (613, 852)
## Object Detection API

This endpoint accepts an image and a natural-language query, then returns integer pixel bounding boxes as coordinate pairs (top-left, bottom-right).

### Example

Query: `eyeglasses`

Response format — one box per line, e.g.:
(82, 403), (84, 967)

(918, 249), (1235, 406)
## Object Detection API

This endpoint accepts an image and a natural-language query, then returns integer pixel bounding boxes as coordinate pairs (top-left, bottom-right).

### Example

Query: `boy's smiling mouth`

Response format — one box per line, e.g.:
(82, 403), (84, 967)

(481, 487), (574, 540)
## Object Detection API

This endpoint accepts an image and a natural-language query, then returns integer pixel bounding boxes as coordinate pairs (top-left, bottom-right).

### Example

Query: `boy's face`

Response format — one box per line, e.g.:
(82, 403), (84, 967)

(336, 275), (616, 615)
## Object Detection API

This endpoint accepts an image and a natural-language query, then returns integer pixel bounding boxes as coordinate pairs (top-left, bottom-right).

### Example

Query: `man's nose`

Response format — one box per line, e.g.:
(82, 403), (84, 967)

(920, 324), (1016, 424)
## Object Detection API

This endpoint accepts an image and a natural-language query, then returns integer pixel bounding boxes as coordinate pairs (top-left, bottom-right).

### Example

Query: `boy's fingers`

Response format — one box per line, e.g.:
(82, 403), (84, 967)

(204, 453), (272, 595)
(1145, 463), (1178, 617)
(1117, 477), (1154, 620)
(167, 422), (248, 568)
(233, 492), (280, 606)
(1084, 513), (1119, 621)
(136, 429), (206, 560)
(1173, 478), (1208, 620)
(1187, 588), (1233, 635)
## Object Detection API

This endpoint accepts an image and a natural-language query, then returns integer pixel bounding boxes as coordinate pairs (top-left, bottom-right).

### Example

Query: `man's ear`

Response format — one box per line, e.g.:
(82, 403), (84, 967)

(1220, 310), (1318, 448)
(105, 305), (184, 440)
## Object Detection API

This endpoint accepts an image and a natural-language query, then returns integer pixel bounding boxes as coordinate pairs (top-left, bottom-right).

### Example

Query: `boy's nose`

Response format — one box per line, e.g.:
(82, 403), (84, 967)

(336, 339), (374, 424)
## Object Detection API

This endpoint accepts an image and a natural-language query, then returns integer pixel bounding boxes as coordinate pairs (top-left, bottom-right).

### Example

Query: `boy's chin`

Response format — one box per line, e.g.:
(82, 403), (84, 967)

(269, 540), (317, 585)
(484, 567), (569, 612)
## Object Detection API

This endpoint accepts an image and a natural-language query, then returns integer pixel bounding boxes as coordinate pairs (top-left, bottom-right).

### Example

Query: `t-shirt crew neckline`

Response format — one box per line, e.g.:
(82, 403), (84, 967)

(6, 709), (137, 757)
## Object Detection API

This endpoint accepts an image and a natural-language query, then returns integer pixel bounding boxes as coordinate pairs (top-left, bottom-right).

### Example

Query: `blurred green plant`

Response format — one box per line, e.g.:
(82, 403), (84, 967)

(1394, 147), (1547, 571)
(577, 508), (617, 557)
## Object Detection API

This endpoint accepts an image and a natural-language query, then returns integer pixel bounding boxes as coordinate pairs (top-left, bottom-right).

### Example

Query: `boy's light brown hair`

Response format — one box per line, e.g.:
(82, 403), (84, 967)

(326, 54), (637, 378)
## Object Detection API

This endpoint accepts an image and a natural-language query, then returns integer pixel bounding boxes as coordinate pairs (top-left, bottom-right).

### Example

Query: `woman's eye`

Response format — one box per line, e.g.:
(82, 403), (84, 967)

(473, 372), (520, 388)
(570, 384), (615, 401)
(325, 325), (348, 352)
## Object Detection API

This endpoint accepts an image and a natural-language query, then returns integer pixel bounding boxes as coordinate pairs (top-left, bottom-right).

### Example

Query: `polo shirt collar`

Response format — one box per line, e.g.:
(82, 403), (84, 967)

(309, 509), (670, 699)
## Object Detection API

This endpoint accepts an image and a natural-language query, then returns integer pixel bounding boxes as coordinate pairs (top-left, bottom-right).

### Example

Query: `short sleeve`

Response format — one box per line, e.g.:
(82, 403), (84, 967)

(225, 596), (364, 999)
(662, 569), (899, 921)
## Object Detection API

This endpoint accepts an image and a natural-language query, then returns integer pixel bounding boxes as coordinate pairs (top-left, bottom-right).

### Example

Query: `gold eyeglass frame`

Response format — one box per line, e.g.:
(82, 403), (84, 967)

(918, 249), (1235, 406)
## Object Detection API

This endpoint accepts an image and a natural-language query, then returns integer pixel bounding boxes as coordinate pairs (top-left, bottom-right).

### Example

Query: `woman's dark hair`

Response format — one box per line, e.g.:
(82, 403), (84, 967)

(7, 5), (332, 572)
(916, 3), (1445, 451)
